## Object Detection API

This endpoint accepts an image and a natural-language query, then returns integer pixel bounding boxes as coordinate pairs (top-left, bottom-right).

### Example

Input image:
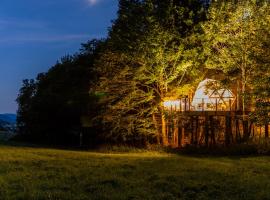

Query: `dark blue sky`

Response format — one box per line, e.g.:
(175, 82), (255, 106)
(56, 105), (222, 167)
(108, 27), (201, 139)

(0, 0), (118, 113)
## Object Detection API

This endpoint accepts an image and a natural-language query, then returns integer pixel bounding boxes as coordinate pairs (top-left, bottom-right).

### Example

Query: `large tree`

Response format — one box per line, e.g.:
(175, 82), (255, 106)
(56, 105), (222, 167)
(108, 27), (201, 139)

(203, 0), (270, 112)
(202, 0), (270, 139)
(96, 0), (206, 145)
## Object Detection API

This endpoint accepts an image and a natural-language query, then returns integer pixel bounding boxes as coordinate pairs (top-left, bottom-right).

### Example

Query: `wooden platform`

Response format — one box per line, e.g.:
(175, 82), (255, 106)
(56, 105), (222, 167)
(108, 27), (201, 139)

(176, 111), (250, 117)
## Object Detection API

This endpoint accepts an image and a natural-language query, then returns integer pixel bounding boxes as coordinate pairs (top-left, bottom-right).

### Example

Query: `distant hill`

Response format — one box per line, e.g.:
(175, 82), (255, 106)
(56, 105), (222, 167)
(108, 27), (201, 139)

(0, 114), (16, 124)
(0, 114), (17, 140)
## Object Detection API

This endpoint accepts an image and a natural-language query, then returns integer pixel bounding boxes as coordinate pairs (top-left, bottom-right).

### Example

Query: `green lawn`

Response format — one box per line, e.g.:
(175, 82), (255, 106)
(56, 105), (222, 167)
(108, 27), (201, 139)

(0, 144), (269, 200)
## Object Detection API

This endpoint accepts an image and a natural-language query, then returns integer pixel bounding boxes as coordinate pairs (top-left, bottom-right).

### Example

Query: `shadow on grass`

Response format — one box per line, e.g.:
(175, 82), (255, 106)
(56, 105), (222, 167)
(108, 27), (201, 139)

(0, 140), (89, 152)
(164, 144), (265, 159)
(0, 140), (266, 159)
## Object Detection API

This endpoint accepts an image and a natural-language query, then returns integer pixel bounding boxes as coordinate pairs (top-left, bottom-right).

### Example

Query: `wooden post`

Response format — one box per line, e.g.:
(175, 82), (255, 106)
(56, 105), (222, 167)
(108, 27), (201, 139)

(182, 126), (185, 146)
(168, 113), (173, 145)
(178, 118), (182, 147)
(215, 98), (218, 112)
(209, 116), (215, 146)
(225, 113), (232, 146)
(205, 113), (209, 146)
(229, 99), (232, 111)
(173, 116), (177, 147)
(235, 118), (241, 143)
(195, 116), (199, 145)
(243, 119), (249, 141)
(191, 116), (194, 144)
(202, 98), (205, 112)
(184, 98), (187, 112)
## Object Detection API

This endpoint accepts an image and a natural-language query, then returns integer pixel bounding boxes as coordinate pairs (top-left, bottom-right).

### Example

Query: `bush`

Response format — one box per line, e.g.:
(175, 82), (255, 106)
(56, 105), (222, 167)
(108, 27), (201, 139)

(179, 144), (257, 156)
(248, 138), (270, 155)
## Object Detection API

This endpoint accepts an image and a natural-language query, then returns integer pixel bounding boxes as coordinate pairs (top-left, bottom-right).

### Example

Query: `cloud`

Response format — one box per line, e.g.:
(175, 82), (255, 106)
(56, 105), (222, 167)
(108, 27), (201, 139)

(0, 18), (46, 30)
(87, 0), (102, 6)
(0, 18), (105, 44)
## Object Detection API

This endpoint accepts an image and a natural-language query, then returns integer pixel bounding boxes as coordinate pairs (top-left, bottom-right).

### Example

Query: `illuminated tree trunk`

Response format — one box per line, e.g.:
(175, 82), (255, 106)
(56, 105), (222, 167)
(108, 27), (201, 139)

(152, 113), (161, 144)
(237, 81), (240, 111)
(161, 113), (168, 146)
(265, 124), (269, 138)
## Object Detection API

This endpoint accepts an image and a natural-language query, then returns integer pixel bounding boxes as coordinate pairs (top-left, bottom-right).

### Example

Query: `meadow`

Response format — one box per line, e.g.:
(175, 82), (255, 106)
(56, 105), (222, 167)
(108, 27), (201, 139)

(0, 143), (269, 200)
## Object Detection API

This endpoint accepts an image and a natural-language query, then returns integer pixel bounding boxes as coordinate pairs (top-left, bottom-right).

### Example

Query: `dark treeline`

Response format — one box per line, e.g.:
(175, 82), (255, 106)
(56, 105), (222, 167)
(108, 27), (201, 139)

(16, 40), (105, 145)
(16, 0), (270, 147)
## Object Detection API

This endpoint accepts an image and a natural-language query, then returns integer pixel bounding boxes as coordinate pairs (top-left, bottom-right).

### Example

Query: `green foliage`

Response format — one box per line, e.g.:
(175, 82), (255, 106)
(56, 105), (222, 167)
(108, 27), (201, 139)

(16, 79), (37, 136)
(203, 0), (270, 114)
(181, 144), (258, 156)
(248, 138), (270, 155)
(96, 0), (206, 144)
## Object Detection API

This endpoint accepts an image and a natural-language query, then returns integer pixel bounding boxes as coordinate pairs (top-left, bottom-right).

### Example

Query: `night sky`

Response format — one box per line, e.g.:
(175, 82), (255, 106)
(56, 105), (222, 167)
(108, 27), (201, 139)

(0, 0), (118, 113)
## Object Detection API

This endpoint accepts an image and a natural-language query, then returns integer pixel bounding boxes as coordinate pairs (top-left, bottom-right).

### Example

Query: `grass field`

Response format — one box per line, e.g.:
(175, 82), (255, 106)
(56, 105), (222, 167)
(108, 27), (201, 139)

(0, 143), (270, 200)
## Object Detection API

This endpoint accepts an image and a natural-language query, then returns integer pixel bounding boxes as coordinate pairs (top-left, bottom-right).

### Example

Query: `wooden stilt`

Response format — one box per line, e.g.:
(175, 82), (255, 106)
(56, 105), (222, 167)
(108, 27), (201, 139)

(235, 118), (241, 143)
(243, 119), (249, 141)
(205, 113), (209, 147)
(191, 116), (194, 144)
(195, 116), (199, 145)
(265, 124), (269, 138)
(225, 114), (232, 146)
(209, 116), (215, 146)
(178, 117), (182, 147)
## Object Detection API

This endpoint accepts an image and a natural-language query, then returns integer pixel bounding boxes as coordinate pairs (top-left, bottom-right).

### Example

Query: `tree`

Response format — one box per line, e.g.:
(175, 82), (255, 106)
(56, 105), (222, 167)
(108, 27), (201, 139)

(203, 0), (270, 112)
(203, 0), (270, 140)
(250, 5), (270, 136)
(16, 39), (105, 145)
(16, 79), (37, 139)
(96, 0), (206, 145)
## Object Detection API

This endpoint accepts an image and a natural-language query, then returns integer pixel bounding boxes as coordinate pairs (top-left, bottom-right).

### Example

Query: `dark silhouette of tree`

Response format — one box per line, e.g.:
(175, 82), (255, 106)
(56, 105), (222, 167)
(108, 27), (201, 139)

(16, 39), (105, 145)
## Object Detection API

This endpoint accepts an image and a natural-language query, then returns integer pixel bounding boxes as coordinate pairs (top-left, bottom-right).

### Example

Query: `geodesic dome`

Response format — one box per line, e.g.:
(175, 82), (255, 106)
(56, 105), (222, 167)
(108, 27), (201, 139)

(191, 79), (235, 111)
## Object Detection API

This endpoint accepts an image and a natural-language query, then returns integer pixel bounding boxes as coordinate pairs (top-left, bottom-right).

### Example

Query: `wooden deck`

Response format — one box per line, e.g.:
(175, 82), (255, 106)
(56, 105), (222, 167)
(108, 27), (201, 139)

(177, 111), (250, 116)
(161, 106), (261, 148)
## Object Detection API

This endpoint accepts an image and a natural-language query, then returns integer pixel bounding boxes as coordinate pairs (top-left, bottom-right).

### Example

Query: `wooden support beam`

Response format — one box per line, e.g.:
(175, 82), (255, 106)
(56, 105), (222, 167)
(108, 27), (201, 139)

(265, 124), (269, 138)
(209, 116), (216, 146)
(225, 114), (232, 146)
(195, 116), (199, 145)
(205, 113), (209, 147)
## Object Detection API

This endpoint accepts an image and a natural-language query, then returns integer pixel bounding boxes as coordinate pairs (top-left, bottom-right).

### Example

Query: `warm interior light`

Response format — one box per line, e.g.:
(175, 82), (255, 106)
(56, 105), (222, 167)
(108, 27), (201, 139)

(163, 100), (181, 110)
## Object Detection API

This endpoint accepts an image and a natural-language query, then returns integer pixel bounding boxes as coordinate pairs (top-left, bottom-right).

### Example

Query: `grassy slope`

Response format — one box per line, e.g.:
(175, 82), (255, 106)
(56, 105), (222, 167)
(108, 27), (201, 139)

(0, 144), (269, 200)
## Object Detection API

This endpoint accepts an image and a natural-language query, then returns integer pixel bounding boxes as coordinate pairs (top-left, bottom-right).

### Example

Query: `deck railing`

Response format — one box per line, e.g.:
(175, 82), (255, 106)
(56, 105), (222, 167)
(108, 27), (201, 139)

(163, 97), (236, 112)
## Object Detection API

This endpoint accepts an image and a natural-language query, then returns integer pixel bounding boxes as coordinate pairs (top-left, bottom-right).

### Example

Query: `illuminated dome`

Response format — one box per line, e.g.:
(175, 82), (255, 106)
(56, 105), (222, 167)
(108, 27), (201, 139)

(191, 79), (235, 111)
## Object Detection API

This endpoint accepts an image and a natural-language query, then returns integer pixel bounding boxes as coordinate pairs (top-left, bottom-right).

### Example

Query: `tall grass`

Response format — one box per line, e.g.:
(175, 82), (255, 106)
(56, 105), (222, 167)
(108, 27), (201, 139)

(0, 143), (269, 199)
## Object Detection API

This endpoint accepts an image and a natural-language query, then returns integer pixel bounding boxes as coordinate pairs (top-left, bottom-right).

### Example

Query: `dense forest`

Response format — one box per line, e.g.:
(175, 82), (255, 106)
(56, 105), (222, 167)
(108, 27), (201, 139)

(16, 0), (270, 147)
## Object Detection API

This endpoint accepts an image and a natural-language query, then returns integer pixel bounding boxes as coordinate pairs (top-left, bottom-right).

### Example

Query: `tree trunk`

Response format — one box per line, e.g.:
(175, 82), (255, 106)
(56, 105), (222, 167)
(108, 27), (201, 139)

(161, 113), (168, 146)
(152, 113), (161, 144)
(242, 120), (249, 141)
(265, 124), (269, 138)
(242, 68), (246, 112)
